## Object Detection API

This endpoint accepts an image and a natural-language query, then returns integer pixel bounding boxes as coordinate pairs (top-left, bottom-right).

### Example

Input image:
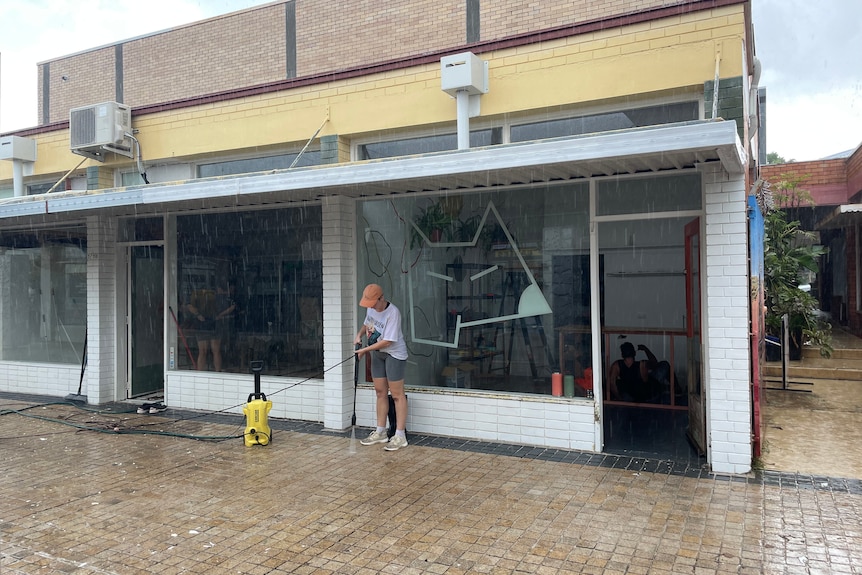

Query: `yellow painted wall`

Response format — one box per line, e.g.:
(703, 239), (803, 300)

(1, 5), (746, 186)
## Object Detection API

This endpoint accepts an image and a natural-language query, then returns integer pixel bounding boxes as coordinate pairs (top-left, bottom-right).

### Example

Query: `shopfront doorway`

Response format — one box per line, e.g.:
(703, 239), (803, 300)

(595, 173), (704, 462)
(685, 217), (706, 454)
(128, 245), (165, 398)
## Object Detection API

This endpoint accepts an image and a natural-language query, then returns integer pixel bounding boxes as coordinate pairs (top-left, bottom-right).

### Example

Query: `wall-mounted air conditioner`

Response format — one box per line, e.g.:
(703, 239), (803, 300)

(70, 101), (133, 161)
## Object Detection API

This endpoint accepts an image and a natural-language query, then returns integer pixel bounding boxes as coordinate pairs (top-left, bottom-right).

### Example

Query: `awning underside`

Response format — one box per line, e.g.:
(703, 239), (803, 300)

(0, 119), (746, 221)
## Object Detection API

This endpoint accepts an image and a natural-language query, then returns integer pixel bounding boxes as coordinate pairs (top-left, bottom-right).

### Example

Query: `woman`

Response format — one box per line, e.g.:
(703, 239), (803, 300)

(354, 283), (409, 451)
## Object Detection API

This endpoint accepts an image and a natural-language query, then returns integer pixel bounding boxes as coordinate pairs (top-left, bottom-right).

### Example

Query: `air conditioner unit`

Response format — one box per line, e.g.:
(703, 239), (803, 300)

(70, 101), (133, 161)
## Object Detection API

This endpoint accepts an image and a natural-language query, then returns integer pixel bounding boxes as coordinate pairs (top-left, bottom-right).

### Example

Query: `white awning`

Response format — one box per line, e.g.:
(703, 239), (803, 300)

(0, 119), (746, 221)
(817, 204), (862, 229)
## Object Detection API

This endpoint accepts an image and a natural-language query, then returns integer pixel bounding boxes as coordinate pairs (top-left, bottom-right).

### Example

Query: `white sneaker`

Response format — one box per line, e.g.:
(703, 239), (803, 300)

(383, 434), (408, 451)
(360, 430), (389, 446)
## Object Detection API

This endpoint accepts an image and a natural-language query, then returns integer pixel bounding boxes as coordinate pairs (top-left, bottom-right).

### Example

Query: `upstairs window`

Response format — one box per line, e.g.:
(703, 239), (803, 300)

(197, 151), (322, 178)
(511, 102), (699, 142)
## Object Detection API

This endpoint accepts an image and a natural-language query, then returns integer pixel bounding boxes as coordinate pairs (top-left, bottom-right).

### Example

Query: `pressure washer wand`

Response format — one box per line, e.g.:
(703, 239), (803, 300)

(352, 343), (361, 427)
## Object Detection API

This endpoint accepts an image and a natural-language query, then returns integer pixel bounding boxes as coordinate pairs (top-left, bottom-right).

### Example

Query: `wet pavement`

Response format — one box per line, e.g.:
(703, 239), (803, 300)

(1, 393), (861, 574)
(761, 378), (862, 479)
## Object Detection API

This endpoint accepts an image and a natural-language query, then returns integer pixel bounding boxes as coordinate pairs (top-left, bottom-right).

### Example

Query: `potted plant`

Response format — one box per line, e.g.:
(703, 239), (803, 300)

(764, 176), (832, 359)
(411, 201), (456, 248)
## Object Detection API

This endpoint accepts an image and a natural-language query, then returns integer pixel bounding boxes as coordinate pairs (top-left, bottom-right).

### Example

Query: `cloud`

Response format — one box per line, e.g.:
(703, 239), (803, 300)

(766, 87), (862, 161)
(754, 0), (862, 94)
(753, 0), (862, 159)
(0, 0), (266, 132)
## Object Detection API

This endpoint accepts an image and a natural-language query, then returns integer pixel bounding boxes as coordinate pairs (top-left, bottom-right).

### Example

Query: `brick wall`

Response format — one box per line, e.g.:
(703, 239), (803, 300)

(37, 0), (745, 125)
(847, 147), (862, 201)
(297, 0), (463, 76)
(123, 6), (287, 109)
(42, 47), (116, 125)
(705, 76), (744, 141)
(761, 159), (850, 206)
(480, 0), (679, 40)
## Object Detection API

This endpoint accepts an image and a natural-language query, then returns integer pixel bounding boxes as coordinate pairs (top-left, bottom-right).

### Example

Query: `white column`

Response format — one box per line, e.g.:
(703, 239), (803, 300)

(85, 215), (118, 404)
(321, 195), (358, 430)
(702, 164), (752, 475)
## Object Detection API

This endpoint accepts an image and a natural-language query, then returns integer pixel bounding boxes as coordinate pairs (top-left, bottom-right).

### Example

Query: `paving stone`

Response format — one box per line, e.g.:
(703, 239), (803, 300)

(1, 395), (861, 574)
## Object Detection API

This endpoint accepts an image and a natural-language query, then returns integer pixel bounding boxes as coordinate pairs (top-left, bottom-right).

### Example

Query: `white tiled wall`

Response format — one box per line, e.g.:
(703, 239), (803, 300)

(0, 215), (114, 402)
(165, 371), (324, 420)
(703, 165), (752, 474)
(0, 362), (79, 397)
(321, 195), (358, 431)
(353, 386), (598, 450)
(86, 215), (118, 404)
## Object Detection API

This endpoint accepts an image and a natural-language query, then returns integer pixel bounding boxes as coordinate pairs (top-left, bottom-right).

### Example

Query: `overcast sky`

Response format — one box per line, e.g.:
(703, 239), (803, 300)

(1, 0), (860, 162)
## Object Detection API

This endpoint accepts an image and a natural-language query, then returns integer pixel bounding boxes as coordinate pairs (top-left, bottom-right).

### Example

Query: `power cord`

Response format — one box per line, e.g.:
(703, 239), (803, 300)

(1, 351), (359, 441)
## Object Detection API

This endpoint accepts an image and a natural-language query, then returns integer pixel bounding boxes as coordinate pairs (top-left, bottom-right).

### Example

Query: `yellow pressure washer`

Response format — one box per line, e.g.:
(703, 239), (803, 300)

(243, 360), (272, 446)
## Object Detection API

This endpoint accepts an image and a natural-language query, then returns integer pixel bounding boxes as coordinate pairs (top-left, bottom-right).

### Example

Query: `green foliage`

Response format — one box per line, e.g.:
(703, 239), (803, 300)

(410, 201), (456, 248)
(766, 151), (793, 165)
(763, 175), (832, 357)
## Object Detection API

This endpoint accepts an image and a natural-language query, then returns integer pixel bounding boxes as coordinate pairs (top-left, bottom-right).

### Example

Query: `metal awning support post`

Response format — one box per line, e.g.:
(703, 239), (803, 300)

(781, 313), (789, 389)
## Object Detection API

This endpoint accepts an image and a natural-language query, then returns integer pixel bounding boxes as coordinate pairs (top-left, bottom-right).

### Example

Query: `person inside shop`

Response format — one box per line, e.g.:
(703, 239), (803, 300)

(354, 283), (409, 451)
(607, 341), (670, 403)
(187, 280), (236, 372)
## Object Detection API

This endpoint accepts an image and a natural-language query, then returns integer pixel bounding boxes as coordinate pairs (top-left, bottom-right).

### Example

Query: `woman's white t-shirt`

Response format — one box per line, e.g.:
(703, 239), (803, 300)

(363, 302), (408, 360)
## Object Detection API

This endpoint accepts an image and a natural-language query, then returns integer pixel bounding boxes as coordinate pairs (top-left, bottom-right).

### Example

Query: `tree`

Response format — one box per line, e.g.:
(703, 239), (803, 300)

(763, 175), (832, 358)
(766, 152), (794, 165)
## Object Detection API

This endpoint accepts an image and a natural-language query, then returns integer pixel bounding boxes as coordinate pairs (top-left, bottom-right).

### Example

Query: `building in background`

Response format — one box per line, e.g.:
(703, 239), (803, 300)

(0, 0), (764, 474)
(762, 145), (862, 334)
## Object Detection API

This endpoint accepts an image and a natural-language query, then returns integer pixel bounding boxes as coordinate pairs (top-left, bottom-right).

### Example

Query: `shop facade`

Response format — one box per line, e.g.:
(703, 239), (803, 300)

(0, 0), (761, 474)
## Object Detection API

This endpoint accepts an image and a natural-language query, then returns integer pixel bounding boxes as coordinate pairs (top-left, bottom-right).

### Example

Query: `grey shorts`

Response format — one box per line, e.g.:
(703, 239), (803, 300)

(370, 351), (406, 381)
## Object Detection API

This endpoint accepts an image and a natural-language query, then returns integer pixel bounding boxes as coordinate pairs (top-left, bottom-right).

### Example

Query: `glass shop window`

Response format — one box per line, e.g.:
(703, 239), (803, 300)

(596, 172), (702, 216)
(357, 183), (593, 396)
(174, 207), (323, 377)
(119, 217), (164, 243)
(0, 226), (88, 364)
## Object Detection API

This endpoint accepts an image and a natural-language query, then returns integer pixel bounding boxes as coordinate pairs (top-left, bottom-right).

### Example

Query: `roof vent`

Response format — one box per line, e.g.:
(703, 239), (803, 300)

(70, 101), (133, 161)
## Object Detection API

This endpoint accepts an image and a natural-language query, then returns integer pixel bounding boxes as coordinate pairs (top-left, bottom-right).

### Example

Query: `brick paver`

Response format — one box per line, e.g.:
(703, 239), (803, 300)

(1, 397), (861, 574)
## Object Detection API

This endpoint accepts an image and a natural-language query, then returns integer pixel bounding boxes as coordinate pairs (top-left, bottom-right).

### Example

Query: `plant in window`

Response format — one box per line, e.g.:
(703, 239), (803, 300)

(764, 175), (832, 358)
(411, 201), (456, 248)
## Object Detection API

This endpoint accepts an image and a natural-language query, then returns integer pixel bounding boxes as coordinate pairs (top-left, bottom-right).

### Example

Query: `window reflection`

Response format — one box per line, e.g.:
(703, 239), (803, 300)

(358, 129), (503, 160)
(175, 208), (322, 376)
(357, 185), (592, 395)
(597, 173), (702, 216)
(511, 102), (699, 142)
(357, 172), (701, 397)
(197, 151), (322, 178)
(599, 216), (695, 406)
(0, 227), (88, 364)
